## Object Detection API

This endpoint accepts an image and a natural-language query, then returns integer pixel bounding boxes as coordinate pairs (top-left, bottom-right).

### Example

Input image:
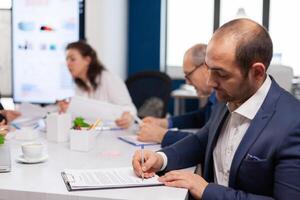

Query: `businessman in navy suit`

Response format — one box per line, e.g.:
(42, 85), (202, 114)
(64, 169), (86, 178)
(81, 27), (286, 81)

(138, 44), (217, 147)
(132, 18), (300, 200)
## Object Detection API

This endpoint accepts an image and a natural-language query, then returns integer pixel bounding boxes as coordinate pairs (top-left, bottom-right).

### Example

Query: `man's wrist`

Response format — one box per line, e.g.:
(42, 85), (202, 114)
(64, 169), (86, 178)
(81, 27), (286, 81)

(156, 152), (168, 171)
(155, 129), (168, 143)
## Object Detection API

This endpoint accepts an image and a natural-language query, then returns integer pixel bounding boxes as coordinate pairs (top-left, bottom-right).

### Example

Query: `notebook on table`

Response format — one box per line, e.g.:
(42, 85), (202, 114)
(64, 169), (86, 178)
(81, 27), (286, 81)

(118, 135), (159, 146)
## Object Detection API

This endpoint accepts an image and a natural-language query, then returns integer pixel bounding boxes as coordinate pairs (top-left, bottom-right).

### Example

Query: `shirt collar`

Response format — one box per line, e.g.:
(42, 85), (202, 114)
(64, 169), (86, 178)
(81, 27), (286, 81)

(227, 75), (272, 120)
(208, 91), (218, 105)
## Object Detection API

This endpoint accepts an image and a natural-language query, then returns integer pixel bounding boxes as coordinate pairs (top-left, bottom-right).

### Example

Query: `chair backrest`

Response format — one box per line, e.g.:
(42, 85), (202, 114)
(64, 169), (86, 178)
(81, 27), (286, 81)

(125, 71), (172, 118)
(267, 64), (294, 93)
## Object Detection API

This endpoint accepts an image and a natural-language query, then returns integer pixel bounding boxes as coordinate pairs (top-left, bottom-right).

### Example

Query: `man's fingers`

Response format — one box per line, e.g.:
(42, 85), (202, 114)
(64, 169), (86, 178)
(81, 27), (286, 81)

(158, 171), (192, 189)
(0, 125), (9, 136)
(132, 150), (160, 178)
(142, 153), (158, 172)
(0, 120), (6, 126)
(159, 171), (186, 182)
(132, 151), (143, 176)
(143, 172), (156, 178)
(142, 117), (152, 123)
(164, 179), (189, 189)
(136, 134), (144, 141)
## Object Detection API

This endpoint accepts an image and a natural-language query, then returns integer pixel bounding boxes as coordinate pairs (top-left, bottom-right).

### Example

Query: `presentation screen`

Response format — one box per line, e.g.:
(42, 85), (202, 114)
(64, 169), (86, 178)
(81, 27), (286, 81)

(12, 0), (84, 103)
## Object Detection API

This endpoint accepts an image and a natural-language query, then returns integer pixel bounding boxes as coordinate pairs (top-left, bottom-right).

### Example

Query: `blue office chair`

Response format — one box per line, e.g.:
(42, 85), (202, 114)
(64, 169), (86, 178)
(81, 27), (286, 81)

(125, 71), (172, 118)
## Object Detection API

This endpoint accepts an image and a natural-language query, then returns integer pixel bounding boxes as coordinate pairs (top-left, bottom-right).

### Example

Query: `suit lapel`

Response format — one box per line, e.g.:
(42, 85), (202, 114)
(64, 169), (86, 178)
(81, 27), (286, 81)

(228, 80), (281, 187)
(203, 104), (229, 181)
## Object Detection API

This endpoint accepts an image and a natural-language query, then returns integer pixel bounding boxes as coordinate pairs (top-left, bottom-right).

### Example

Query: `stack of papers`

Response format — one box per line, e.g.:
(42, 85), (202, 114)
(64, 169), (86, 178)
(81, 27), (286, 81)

(61, 167), (163, 191)
(67, 96), (127, 121)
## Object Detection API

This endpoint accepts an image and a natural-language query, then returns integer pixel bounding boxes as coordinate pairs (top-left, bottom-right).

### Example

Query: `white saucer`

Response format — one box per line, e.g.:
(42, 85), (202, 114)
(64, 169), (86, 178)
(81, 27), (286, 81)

(16, 154), (48, 164)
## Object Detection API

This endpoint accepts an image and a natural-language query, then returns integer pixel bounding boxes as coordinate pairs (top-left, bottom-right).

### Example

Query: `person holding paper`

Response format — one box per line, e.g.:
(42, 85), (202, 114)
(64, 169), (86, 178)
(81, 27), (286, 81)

(133, 19), (300, 200)
(0, 102), (21, 124)
(57, 41), (136, 128)
(138, 44), (217, 147)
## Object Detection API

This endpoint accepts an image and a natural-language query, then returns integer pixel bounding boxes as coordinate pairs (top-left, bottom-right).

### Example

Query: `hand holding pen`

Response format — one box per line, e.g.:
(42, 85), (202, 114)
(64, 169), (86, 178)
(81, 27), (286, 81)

(132, 148), (164, 179)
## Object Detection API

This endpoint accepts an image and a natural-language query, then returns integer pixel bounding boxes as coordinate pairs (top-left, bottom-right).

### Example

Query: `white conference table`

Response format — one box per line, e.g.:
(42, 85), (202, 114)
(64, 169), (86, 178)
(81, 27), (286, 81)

(0, 129), (189, 200)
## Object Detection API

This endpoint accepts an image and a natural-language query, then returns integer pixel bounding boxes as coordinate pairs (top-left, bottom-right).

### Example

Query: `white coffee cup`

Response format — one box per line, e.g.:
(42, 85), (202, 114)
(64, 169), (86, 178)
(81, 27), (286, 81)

(21, 143), (43, 160)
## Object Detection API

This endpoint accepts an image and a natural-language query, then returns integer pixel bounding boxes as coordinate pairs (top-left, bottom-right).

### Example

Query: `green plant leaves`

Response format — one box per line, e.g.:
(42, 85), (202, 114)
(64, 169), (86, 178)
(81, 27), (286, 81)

(0, 135), (5, 145)
(73, 117), (90, 129)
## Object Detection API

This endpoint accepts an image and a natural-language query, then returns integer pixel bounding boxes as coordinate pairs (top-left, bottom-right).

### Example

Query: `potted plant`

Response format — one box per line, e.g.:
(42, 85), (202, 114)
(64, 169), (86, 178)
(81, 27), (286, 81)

(70, 117), (100, 151)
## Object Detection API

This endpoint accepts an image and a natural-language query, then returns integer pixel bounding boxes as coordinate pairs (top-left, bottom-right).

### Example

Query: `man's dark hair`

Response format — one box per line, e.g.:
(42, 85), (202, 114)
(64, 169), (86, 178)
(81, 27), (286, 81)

(66, 40), (106, 91)
(215, 19), (273, 75)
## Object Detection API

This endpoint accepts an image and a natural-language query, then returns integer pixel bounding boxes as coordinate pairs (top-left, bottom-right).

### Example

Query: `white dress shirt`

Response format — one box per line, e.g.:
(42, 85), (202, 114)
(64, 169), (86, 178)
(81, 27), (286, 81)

(75, 70), (137, 115)
(213, 76), (271, 186)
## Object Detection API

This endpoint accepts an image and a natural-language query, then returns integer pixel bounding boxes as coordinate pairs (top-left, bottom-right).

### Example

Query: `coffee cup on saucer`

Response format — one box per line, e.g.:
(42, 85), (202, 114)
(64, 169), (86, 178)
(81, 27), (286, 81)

(21, 143), (44, 161)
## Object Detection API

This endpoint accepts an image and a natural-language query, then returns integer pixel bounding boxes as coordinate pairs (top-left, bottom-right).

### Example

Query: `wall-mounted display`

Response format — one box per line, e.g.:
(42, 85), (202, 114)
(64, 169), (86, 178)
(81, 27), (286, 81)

(12, 0), (84, 103)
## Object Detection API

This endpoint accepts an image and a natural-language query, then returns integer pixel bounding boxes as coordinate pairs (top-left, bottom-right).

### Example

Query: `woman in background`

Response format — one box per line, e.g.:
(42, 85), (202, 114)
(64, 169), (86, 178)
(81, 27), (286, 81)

(58, 41), (135, 128)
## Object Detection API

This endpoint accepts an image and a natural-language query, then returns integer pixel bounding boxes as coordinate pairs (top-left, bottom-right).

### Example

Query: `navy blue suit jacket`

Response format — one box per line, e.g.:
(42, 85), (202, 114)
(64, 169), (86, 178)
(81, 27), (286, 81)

(161, 93), (217, 147)
(161, 80), (300, 200)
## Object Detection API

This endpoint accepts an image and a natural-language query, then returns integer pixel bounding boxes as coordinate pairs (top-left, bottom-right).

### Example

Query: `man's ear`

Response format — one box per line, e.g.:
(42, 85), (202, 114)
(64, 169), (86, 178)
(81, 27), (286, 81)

(250, 62), (266, 80)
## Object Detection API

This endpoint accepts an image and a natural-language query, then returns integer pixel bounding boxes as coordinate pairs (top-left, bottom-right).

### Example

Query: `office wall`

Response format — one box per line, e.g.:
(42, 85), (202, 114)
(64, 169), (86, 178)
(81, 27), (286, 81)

(85, 0), (127, 80)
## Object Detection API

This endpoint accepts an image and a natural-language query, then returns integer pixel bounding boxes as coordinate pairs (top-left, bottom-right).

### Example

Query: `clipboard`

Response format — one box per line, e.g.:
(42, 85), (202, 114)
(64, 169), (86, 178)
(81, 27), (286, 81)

(61, 172), (73, 191)
(61, 167), (163, 192)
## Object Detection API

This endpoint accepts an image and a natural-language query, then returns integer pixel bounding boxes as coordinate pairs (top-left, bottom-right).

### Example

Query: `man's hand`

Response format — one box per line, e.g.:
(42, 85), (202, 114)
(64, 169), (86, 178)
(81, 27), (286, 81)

(0, 124), (9, 136)
(137, 123), (167, 143)
(142, 116), (168, 128)
(115, 111), (133, 129)
(132, 150), (164, 178)
(0, 110), (21, 123)
(57, 100), (70, 113)
(158, 171), (209, 200)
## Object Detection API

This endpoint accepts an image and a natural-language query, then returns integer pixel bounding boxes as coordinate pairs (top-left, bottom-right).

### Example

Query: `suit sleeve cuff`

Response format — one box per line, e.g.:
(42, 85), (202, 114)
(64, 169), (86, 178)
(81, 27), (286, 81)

(202, 183), (227, 200)
(167, 118), (173, 129)
(156, 152), (168, 171)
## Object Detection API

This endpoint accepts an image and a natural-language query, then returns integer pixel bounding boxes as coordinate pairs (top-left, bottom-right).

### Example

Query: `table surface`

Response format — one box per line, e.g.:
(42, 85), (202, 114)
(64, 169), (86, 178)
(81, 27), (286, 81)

(0, 128), (189, 200)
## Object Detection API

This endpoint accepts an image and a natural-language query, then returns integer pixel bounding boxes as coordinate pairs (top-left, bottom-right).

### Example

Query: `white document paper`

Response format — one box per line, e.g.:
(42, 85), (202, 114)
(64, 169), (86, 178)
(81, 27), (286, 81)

(17, 102), (48, 119)
(62, 167), (163, 190)
(67, 96), (126, 121)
